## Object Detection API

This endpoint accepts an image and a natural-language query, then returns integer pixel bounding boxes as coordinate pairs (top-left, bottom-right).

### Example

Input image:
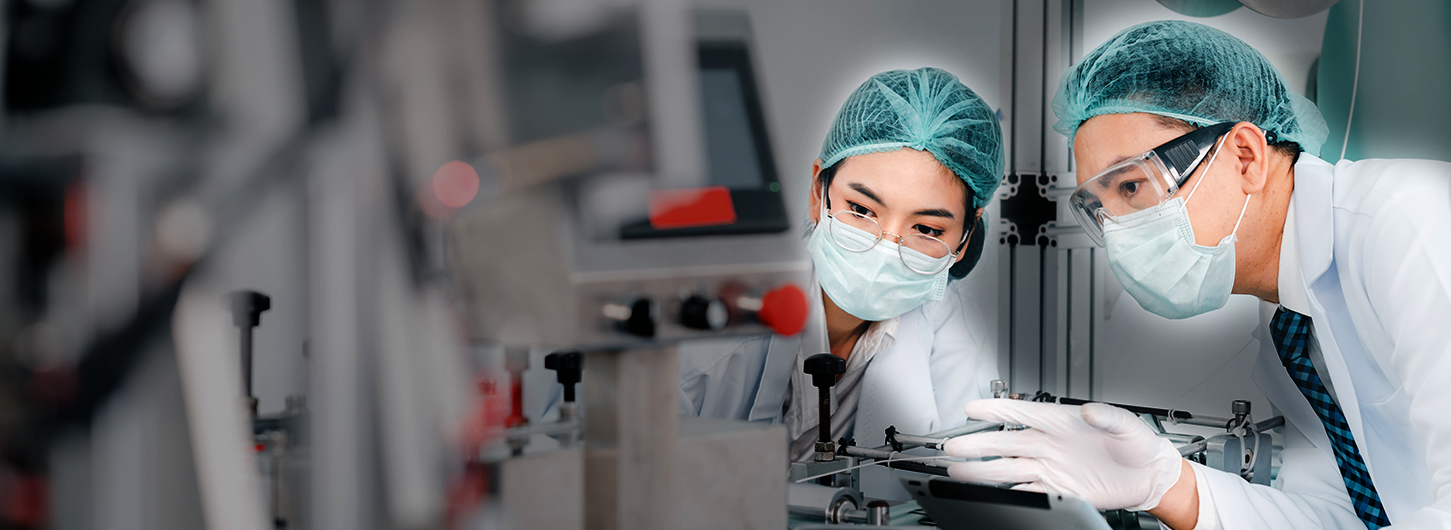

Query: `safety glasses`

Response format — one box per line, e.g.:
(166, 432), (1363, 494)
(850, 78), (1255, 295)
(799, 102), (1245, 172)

(1068, 122), (1235, 246)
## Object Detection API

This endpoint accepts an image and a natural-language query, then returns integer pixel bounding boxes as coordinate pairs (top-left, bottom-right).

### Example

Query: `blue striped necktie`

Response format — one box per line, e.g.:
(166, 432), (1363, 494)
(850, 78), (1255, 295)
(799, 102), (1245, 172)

(1270, 307), (1390, 529)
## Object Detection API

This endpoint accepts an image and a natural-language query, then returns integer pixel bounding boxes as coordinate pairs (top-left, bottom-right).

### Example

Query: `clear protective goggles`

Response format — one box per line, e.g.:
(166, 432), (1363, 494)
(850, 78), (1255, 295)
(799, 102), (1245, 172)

(1068, 122), (1235, 246)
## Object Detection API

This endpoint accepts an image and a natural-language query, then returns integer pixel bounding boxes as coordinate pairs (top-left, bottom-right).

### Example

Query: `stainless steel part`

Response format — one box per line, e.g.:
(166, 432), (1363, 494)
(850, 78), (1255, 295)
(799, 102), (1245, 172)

(891, 432), (951, 451)
(839, 446), (953, 476)
(991, 379), (1008, 398)
(788, 482), (862, 523)
(1205, 431), (1274, 485)
(1178, 439), (1209, 457)
(1255, 416), (1286, 431)
(500, 419), (582, 442)
(558, 401), (579, 422)
(867, 500), (891, 525)
(1172, 415), (1234, 429)
(918, 420), (1005, 441)
(789, 457), (857, 488)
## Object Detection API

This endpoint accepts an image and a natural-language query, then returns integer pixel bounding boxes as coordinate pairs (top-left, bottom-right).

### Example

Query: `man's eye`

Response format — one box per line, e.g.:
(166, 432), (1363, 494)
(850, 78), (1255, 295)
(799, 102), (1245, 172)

(847, 202), (874, 217)
(914, 224), (945, 238)
(1119, 180), (1141, 196)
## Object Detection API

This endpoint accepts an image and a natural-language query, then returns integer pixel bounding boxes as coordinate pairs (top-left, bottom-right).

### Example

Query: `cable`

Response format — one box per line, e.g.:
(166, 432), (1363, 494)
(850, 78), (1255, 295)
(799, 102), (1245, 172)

(791, 455), (962, 484)
(1339, 0), (1365, 162)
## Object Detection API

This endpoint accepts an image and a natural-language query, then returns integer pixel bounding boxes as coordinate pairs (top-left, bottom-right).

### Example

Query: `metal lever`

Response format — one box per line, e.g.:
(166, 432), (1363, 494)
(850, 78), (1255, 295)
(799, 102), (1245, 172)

(544, 351), (583, 421)
(228, 290), (271, 417)
(803, 353), (846, 463)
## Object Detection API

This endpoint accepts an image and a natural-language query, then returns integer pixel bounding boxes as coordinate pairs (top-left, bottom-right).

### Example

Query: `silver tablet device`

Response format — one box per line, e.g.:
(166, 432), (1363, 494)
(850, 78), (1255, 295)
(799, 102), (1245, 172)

(900, 477), (1111, 530)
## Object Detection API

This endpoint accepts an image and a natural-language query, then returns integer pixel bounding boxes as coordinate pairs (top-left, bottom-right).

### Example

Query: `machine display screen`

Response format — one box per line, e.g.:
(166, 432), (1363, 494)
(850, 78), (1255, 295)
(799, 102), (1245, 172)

(619, 41), (790, 238)
(699, 68), (766, 189)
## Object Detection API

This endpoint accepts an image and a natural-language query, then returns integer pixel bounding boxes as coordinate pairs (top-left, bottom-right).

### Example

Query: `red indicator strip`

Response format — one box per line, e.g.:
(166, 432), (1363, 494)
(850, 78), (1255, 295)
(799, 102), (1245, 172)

(648, 186), (737, 229)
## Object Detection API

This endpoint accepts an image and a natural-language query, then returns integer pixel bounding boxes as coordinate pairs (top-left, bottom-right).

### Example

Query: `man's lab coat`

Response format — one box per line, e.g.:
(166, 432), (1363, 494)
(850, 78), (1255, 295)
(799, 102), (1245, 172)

(1197, 155), (1451, 528)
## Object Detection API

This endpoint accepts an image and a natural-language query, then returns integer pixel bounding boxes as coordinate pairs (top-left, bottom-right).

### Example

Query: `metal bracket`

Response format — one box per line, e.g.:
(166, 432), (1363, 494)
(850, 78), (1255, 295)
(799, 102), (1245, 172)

(997, 173), (1059, 247)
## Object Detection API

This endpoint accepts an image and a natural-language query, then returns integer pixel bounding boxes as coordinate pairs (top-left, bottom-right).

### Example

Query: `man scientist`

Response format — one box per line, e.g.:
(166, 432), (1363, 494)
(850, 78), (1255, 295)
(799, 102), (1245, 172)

(943, 20), (1451, 530)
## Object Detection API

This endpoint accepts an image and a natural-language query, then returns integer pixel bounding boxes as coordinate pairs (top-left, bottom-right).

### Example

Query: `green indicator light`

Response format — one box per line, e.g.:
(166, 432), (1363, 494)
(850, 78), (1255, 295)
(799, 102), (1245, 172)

(769, 182), (780, 192)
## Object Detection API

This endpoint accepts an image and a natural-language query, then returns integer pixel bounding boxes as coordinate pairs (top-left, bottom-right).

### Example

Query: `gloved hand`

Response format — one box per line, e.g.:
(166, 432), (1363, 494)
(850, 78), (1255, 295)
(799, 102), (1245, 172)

(942, 399), (1183, 512)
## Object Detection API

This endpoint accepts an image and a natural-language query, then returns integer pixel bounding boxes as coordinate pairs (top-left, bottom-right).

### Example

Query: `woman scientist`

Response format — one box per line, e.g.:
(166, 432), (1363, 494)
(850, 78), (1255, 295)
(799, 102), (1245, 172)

(676, 67), (1004, 463)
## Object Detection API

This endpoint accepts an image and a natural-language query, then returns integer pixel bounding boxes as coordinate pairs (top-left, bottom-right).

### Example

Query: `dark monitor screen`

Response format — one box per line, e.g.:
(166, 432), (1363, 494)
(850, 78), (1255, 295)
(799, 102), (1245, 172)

(619, 41), (790, 239)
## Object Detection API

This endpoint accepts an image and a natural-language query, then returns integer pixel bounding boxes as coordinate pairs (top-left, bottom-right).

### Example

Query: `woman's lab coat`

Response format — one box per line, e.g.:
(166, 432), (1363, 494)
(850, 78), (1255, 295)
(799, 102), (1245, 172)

(1198, 155), (1451, 528)
(675, 275), (999, 451)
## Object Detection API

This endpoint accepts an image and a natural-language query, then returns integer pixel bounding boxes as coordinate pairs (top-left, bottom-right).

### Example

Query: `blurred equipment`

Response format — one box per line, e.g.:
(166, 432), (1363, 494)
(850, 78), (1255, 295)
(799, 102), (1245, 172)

(229, 290), (272, 417)
(442, 4), (804, 530)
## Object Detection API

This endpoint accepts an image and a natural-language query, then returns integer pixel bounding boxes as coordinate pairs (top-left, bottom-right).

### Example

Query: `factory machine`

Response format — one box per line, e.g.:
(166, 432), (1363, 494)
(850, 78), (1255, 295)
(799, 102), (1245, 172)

(440, 3), (1292, 529)
(440, 4), (810, 529)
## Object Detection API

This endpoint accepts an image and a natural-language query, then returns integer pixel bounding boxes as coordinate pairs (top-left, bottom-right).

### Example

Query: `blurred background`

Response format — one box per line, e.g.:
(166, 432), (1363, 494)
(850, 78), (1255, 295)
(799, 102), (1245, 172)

(0, 0), (1443, 528)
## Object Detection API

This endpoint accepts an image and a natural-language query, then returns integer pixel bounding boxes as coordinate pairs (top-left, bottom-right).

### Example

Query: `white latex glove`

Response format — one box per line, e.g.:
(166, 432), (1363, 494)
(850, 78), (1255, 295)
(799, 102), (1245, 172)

(942, 399), (1183, 512)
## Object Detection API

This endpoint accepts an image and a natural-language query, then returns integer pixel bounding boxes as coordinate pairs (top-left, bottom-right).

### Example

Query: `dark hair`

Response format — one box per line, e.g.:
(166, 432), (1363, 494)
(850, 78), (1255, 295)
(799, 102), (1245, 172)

(1152, 115), (1302, 165)
(815, 159), (986, 280)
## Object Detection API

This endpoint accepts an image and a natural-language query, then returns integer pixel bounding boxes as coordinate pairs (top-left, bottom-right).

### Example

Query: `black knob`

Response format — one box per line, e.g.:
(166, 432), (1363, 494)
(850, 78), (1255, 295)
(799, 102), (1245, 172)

(1232, 400), (1251, 416)
(804, 353), (846, 389)
(230, 291), (271, 328)
(680, 295), (728, 331)
(228, 290), (271, 417)
(804, 353), (846, 457)
(544, 352), (583, 403)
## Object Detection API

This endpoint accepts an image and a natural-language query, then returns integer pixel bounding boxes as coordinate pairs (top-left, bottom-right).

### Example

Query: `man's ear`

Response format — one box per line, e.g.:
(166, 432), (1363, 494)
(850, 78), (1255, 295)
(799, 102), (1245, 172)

(1227, 122), (1271, 195)
(809, 158), (825, 224)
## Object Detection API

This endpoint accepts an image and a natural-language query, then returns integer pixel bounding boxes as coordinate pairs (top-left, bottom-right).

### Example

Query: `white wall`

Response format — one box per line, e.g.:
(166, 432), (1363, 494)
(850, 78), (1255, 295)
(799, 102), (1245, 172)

(694, 0), (1006, 226)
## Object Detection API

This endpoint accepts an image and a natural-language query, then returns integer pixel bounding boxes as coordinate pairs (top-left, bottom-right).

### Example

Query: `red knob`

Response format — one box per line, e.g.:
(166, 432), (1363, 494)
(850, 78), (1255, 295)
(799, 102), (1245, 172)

(758, 284), (808, 336)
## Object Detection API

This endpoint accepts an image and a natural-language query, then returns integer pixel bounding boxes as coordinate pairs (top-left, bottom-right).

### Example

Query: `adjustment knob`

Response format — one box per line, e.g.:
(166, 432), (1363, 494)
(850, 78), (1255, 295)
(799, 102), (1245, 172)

(680, 295), (728, 331)
(544, 352), (583, 403)
(803, 353), (846, 389)
(229, 290), (271, 328)
(602, 298), (657, 337)
(757, 284), (808, 336)
(1232, 399), (1251, 416)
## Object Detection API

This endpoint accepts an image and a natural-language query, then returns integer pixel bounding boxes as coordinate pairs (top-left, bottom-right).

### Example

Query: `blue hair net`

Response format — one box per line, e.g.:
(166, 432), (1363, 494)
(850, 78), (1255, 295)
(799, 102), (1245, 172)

(1053, 20), (1329, 157)
(820, 67), (1003, 209)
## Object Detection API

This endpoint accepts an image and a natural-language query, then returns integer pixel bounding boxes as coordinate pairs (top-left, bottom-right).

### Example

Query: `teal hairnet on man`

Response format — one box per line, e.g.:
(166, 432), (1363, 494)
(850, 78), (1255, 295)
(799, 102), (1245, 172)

(942, 20), (1451, 530)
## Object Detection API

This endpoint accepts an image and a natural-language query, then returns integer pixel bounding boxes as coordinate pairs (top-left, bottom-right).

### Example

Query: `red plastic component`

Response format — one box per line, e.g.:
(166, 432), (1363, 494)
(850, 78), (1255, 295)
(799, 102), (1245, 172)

(648, 186), (737, 229)
(504, 379), (527, 429)
(758, 284), (808, 336)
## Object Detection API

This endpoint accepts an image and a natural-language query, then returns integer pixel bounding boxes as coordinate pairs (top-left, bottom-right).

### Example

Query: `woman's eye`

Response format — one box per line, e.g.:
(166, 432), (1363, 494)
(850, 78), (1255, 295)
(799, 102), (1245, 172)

(913, 224), (945, 238)
(847, 201), (874, 217)
(1119, 180), (1141, 196)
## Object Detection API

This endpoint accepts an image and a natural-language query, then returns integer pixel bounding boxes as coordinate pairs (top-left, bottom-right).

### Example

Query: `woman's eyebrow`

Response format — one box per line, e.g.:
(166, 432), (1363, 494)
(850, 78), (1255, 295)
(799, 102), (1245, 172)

(847, 182), (885, 206)
(911, 208), (956, 220)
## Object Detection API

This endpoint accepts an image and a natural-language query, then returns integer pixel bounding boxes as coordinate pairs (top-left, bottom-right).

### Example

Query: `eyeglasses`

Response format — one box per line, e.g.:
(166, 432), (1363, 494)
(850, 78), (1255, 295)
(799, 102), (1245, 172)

(821, 191), (968, 275)
(1068, 122), (1235, 246)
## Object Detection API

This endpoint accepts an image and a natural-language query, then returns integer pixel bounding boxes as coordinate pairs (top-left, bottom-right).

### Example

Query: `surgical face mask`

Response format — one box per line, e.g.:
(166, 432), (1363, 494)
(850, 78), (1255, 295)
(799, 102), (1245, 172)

(1102, 136), (1251, 319)
(808, 201), (952, 322)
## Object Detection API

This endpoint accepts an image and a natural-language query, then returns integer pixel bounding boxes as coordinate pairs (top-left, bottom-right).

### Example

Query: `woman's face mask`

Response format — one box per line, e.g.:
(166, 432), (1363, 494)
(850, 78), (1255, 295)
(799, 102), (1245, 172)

(806, 151), (972, 321)
(809, 200), (957, 321)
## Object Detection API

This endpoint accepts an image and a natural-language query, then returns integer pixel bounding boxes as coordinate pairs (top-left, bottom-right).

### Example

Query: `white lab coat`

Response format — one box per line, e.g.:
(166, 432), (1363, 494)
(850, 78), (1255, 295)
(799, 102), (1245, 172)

(1196, 155), (1451, 528)
(675, 274), (999, 451)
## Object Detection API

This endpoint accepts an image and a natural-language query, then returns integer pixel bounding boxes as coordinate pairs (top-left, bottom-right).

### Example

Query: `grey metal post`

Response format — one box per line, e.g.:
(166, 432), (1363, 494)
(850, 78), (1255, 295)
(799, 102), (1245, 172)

(583, 346), (679, 530)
